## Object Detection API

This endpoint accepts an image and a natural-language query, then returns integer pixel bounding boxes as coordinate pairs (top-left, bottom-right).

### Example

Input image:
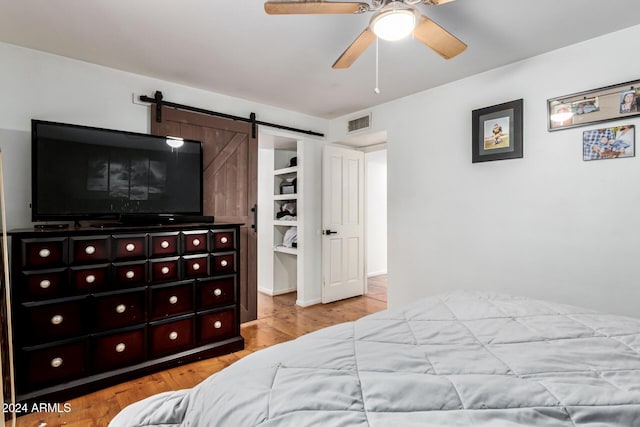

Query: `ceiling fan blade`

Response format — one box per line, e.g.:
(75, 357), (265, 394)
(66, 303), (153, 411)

(264, 1), (369, 15)
(332, 28), (376, 69)
(428, 0), (457, 5)
(413, 15), (467, 59)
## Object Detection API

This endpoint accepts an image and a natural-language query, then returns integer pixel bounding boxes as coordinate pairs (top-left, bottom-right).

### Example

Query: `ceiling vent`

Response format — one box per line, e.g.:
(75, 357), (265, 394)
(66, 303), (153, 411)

(347, 113), (372, 134)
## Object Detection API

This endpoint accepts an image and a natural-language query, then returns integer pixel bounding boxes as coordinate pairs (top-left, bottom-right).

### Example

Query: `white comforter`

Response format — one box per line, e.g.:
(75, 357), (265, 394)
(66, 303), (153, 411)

(110, 291), (640, 426)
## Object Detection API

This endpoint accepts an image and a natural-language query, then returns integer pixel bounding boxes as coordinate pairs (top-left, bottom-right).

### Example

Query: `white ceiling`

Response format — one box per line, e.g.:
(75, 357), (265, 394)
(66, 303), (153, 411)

(1, 0), (639, 119)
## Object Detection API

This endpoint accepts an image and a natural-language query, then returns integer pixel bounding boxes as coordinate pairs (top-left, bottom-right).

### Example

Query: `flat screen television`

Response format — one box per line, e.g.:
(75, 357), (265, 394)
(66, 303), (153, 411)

(32, 120), (203, 223)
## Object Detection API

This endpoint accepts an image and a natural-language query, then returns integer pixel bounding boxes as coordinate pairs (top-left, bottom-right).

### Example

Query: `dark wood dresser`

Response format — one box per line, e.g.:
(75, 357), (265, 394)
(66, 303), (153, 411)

(8, 223), (244, 405)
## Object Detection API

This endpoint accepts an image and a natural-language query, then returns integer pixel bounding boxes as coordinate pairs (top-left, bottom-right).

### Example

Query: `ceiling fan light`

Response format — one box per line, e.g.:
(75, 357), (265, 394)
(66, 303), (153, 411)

(371, 8), (416, 41)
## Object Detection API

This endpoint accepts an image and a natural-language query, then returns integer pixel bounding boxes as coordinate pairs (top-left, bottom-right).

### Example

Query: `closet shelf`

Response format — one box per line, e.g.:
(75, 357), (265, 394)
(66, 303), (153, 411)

(274, 245), (298, 255)
(274, 220), (298, 227)
(274, 166), (298, 176)
(274, 194), (297, 201)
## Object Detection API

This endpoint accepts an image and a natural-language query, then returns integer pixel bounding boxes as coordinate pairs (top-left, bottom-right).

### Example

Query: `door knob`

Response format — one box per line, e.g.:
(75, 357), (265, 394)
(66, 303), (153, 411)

(323, 229), (337, 235)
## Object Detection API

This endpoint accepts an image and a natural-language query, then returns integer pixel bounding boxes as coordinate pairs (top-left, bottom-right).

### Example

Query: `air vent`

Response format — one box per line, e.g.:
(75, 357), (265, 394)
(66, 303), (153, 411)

(347, 113), (371, 134)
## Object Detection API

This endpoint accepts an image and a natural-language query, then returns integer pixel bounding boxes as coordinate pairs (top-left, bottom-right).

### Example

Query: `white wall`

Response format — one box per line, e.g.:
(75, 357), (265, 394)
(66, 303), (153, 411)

(256, 143), (275, 295)
(297, 139), (323, 306)
(366, 150), (387, 276)
(329, 24), (640, 318)
(0, 42), (327, 230)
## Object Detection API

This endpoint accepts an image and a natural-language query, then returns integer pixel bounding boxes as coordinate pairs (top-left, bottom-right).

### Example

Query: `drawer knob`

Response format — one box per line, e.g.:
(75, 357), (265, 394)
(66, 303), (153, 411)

(220, 236), (228, 244)
(169, 331), (178, 340)
(115, 304), (127, 314)
(86, 274), (96, 284)
(39, 248), (51, 258)
(220, 260), (228, 267)
(169, 295), (178, 304)
(160, 240), (170, 249)
(51, 314), (63, 325)
(161, 266), (170, 275)
(192, 238), (201, 247)
(85, 245), (96, 255)
(115, 343), (126, 353)
(125, 270), (135, 279)
(214, 320), (222, 329)
(193, 262), (200, 271)
(50, 357), (63, 368)
(213, 288), (222, 297)
(39, 279), (51, 289)
(125, 243), (136, 252)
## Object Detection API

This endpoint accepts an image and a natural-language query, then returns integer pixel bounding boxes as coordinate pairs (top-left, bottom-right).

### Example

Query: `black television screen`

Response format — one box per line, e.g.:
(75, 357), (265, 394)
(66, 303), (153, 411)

(32, 120), (203, 222)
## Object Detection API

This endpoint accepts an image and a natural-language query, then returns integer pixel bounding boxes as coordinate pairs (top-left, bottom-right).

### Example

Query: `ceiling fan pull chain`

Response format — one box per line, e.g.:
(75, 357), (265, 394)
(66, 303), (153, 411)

(374, 37), (380, 94)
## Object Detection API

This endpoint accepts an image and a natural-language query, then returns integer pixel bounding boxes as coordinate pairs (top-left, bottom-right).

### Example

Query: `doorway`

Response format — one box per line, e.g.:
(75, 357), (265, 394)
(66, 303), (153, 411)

(365, 147), (387, 301)
(255, 131), (388, 309)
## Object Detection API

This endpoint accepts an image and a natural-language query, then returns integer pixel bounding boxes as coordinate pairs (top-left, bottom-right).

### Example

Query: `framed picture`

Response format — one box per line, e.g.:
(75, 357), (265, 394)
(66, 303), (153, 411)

(620, 90), (638, 114)
(582, 125), (635, 161)
(548, 79), (640, 131)
(472, 99), (523, 163)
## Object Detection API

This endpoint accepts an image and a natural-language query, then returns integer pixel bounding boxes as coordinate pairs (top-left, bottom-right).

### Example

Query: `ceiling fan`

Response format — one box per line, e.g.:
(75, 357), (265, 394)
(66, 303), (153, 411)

(264, 0), (467, 69)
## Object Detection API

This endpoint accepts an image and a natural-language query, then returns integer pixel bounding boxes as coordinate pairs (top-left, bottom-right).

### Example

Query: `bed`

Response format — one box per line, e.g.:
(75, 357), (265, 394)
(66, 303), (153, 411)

(109, 291), (640, 426)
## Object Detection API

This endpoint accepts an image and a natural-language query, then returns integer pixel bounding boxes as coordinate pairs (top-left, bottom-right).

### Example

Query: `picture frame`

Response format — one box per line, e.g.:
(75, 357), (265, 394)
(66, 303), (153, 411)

(582, 124), (635, 161)
(548, 79), (640, 131)
(472, 99), (523, 163)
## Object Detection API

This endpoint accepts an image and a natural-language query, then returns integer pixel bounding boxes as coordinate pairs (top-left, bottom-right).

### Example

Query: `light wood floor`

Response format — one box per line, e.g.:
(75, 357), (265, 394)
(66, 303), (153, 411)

(14, 276), (387, 426)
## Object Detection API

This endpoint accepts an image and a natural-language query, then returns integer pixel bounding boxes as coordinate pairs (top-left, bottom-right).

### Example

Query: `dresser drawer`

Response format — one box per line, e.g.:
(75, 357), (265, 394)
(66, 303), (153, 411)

(113, 260), (147, 287)
(150, 257), (180, 283)
(183, 254), (209, 278)
(22, 297), (88, 344)
(149, 232), (180, 257)
(70, 236), (110, 264)
(20, 339), (87, 390)
(20, 237), (67, 269)
(70, 264), (109, 293)
(197, 276), (235, 310)
(112, 234), (147, 260)
(149, 281), (194, 320)
(211, 230), (235, 251)
(150, 316), (194, 357)
(181, 231), (209, 254)
(95, 289), (146, 331)
(197, 309), (235, 343)
(211, 253), (235, 274)
(21, 268), (67, 300)
(92, 328), (145, 372)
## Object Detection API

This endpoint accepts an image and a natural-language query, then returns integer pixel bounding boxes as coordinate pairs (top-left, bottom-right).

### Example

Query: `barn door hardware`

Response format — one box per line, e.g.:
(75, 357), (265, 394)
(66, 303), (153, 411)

(139, 91), (324, 138)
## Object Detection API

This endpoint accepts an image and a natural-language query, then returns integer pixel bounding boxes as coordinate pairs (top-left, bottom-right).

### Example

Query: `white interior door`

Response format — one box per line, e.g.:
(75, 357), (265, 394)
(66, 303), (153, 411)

(322, 145), (365, 303)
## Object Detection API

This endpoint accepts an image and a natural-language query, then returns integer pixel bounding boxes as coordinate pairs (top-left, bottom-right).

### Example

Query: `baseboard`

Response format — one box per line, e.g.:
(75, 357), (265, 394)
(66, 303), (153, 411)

(258, 286), (296, 297)
(367, 270), (387, 278)
(258, 286), (274, 296)
(259, 287), (320, 306)
(296, 297), (321, 307)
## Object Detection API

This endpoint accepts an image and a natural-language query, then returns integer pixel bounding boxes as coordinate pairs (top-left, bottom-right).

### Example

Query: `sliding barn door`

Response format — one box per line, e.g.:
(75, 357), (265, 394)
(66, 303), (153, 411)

(151, 107), (258, 322)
